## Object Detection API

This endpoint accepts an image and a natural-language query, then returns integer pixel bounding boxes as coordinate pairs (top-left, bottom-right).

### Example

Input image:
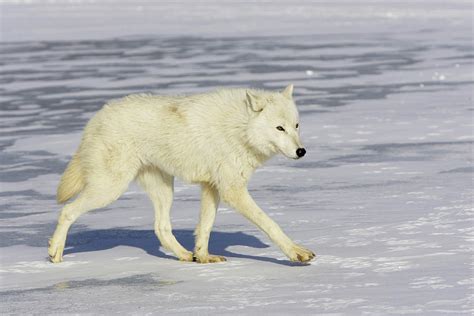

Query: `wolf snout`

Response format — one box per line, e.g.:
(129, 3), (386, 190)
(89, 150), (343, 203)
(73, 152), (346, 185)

(296, 147), (306, 158)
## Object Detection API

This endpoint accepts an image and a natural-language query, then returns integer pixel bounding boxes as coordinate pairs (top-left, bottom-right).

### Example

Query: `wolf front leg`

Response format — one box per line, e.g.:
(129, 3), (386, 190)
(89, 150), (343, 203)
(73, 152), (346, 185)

(193, 183), (226, 263)
(221, 186), (315, 263)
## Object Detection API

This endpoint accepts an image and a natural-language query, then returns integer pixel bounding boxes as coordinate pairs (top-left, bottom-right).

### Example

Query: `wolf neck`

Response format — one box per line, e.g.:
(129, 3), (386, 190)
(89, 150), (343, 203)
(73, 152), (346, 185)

(173, 89), (275, 179)
(213, 90), (274, 171)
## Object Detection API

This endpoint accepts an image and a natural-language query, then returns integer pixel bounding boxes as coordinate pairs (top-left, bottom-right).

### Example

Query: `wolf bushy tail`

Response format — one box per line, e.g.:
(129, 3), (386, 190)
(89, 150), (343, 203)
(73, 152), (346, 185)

(57, 154), (85, 204)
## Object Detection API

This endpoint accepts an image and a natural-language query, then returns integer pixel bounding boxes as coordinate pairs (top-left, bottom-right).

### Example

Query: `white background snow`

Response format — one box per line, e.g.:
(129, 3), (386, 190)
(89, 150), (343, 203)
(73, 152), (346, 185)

(0, 0), (473, 314)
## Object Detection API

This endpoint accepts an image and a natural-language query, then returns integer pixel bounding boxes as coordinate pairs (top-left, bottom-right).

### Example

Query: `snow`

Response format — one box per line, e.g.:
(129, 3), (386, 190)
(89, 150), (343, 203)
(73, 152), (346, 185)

(1, 0), (473, 314)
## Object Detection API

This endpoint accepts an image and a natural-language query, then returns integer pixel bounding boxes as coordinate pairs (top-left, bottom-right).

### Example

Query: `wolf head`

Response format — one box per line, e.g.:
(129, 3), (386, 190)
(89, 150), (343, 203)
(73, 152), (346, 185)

(246, 84), (306, 160)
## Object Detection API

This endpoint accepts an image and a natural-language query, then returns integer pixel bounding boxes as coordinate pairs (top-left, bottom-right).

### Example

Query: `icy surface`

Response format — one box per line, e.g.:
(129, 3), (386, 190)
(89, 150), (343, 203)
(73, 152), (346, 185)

(1, 1), (473, 314)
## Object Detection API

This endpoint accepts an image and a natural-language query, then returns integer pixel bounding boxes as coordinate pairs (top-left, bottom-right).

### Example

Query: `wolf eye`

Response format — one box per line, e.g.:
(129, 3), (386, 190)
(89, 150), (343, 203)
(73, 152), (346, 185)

(276, 126), (285, 132)
(296, 123), (299, 128)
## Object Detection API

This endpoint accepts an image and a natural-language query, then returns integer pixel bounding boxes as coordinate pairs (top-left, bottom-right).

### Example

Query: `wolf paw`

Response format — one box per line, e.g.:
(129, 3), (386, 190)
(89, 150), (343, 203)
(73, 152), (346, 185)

(178, 251), (194, 262)
(287, 244), (315, 263)
(48, 239), (64, 263)
(193, 254), (227, 264)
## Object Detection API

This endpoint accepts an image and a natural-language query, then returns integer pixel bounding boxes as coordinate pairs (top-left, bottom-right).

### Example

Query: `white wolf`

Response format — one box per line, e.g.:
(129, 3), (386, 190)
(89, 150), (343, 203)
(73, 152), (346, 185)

(48, 84), (315, 264)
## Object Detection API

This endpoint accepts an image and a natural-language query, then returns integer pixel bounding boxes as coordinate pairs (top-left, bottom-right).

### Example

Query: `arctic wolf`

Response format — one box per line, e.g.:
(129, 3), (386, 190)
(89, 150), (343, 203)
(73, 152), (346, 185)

(48, 84), (315, 264)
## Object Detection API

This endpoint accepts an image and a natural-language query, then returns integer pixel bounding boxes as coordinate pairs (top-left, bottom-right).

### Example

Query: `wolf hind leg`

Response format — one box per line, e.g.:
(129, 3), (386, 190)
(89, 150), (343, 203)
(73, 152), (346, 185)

(48, 177), (131, 263)
(137, 166), (193, 262)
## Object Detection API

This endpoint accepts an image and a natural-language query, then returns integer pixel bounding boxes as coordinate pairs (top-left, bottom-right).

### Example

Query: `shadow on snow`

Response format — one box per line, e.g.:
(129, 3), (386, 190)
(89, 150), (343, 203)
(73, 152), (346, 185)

(63, 228), (308, 267)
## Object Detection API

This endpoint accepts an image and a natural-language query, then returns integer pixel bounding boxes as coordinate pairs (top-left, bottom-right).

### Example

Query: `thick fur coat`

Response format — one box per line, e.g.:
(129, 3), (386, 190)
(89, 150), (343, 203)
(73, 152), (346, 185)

(49, 85), (315, 264)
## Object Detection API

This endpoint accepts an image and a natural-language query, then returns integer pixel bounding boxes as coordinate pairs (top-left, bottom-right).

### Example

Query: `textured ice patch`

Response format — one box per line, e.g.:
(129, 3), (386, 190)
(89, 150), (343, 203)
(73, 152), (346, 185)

(0, 260), (89, 274)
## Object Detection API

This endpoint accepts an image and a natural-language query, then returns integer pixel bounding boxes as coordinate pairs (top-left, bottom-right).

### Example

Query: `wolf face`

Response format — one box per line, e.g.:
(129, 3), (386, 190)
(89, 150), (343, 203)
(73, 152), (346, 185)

(246, 84), (305, 160)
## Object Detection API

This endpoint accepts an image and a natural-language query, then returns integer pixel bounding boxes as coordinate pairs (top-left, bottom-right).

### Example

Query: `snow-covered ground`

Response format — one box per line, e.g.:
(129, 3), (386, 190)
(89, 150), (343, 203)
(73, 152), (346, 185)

(1, 1), (473, 314)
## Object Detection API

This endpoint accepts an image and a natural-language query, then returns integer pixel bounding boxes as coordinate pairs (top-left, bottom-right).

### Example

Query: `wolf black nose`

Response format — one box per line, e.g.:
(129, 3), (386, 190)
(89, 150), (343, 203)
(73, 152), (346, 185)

(296, 148), (306, 158)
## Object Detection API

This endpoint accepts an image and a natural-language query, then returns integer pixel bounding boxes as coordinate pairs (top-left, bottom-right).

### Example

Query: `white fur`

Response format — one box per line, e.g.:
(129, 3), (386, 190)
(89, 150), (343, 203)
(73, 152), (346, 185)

(48, 85), (315, 264)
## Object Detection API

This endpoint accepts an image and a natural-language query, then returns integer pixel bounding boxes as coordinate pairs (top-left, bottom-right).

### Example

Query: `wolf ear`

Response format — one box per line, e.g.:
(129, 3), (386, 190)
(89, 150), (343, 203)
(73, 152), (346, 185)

(282, 84), (294, 99)
(246, 91), (265, 112)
